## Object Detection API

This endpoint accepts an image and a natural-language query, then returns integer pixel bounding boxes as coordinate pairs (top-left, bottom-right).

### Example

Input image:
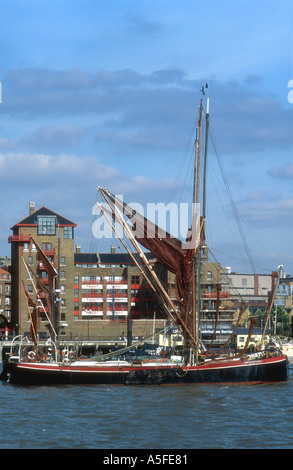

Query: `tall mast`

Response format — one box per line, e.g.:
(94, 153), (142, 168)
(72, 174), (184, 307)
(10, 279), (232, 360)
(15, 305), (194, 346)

(196, 100), (203, 204)
(194, 86), (209, 351)
(193, 128), (198, 206)
(192, 99), (203, 349)
(203, 96), (209, 221)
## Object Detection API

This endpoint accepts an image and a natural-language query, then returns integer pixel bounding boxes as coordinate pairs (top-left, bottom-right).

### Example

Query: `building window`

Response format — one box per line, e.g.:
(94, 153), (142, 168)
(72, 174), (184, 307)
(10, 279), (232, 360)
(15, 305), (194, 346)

(61, 285), (66, 293)
(61, 271), (66, 279)
(28, 256), (33, 265)
(64, 226), (73, 239)
(207, 271), (212, 280)
(24, 243), (29, 251)
(42, 243), (52, 251)
(242, 278), (247, 286)
(61, 256), (65, 265)
(38, 216), (56, 235)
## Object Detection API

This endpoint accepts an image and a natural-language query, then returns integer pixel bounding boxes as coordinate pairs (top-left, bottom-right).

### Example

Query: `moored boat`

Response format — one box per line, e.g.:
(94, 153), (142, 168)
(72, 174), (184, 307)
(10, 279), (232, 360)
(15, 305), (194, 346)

(281, 340), (293, 364)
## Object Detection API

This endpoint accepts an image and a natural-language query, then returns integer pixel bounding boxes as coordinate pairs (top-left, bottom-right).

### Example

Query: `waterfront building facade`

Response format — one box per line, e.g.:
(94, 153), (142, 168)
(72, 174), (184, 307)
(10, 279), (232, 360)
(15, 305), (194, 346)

(223, 270), (273, 313)
(0, 267), (11, 326)
(9, 203), (76, 338)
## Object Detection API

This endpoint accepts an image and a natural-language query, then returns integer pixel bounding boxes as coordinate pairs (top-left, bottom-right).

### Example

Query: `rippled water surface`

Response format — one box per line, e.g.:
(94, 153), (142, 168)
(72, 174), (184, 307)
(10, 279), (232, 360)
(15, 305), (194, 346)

(1, 365), (292, 449)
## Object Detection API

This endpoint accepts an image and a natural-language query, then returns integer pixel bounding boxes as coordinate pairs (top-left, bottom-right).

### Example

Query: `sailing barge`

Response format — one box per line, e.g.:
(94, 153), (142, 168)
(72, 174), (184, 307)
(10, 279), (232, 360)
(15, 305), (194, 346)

(1, 92), (288, 386)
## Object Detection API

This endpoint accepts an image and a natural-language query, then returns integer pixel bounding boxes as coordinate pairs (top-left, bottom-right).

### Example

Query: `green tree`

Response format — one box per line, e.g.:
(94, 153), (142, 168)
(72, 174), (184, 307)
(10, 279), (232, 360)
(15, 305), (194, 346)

(273, 306), (291, 336)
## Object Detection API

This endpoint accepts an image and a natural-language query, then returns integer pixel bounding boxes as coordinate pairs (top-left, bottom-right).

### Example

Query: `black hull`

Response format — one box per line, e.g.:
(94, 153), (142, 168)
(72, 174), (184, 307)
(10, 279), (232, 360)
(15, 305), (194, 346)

(2, 356), (288, 386)
(126, 357), (289, 385)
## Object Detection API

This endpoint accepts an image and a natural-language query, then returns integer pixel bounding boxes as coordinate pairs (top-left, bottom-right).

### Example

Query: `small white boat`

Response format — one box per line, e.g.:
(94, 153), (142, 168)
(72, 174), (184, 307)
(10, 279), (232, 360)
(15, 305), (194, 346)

(281, 340), (293, 364)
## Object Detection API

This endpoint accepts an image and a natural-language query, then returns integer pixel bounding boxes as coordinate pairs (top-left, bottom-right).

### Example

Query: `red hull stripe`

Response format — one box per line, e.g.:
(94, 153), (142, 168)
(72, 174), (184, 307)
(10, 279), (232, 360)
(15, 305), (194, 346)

(16, 355), (287, 374)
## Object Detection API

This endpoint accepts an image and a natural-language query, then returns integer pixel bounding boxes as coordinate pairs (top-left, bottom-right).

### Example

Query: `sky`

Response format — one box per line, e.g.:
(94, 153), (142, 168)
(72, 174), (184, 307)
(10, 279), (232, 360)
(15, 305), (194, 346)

(0, 0), (293, 275)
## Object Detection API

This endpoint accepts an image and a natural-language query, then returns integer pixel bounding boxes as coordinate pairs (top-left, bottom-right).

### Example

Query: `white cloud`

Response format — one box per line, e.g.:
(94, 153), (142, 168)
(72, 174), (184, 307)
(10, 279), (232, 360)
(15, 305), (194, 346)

(268, 162), (293, 179)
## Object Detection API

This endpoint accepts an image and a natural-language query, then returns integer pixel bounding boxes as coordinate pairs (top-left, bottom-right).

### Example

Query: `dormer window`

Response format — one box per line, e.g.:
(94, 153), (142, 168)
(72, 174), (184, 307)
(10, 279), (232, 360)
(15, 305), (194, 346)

(37, 216), (56, 235)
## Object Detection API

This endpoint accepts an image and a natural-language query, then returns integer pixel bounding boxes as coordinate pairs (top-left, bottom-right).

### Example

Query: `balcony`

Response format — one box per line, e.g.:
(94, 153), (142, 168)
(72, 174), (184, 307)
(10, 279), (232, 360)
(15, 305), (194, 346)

(203, 292), (230, 299)
(42, 249), (55, 257)
(8, 234), (31, 243)
(106, 292), (128, 299)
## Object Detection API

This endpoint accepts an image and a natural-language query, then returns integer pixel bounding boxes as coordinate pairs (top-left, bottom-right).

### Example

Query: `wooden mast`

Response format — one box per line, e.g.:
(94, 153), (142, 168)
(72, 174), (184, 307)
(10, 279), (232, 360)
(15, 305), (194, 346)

(260, 267), (282, 349)
(203, 96), (209, 221)
(193, 87), (209, 356)
(192, 101), (202, 346)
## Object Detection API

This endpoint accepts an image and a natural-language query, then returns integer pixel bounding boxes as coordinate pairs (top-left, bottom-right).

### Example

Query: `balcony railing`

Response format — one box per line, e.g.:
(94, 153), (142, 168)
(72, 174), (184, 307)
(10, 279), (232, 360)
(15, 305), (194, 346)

(8, 234), (31, 243)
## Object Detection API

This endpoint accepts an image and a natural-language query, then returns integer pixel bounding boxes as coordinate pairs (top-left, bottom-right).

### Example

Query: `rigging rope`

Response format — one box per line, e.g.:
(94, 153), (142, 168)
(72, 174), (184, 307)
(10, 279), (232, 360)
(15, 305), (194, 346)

(208, 121), (256, 274)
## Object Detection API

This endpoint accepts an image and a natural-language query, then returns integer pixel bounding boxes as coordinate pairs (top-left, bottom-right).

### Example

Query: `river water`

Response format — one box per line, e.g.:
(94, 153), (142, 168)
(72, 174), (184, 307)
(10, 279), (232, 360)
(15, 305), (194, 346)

(0, 364), (292, 451)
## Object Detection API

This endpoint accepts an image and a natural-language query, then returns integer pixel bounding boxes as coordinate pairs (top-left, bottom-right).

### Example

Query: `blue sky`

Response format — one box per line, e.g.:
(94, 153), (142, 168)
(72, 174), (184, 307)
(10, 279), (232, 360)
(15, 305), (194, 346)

(1, 0), (293, 274)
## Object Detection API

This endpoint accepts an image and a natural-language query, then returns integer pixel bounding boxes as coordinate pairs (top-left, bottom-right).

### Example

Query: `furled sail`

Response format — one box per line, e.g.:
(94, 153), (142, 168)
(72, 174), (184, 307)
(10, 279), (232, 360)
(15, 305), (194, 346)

(101, 190), (203, 324)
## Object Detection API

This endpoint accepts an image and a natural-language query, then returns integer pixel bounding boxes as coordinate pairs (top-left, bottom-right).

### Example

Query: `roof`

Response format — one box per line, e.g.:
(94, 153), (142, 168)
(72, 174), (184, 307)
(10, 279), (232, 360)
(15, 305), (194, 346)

(11, 206), (77, 229)
(0, 268), (10, 280)
(0, 268), (10, 275)
(74, 252), (157, 266)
